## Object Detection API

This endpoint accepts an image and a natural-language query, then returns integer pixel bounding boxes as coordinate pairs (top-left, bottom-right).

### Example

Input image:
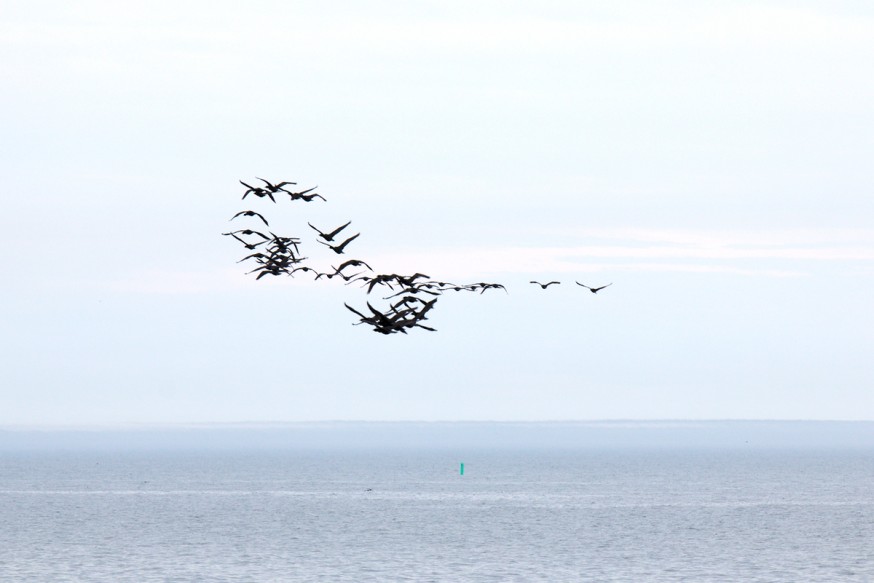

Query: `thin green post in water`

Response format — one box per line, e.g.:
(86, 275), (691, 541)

(460, 462), (464, 476)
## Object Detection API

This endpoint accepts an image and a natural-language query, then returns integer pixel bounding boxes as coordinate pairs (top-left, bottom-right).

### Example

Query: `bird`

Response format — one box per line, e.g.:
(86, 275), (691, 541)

(246, 253), (297, 278)
(239, 180), (275, 202)
(351, 273), (397, 293)
(256, 177), (297, 193)
(530, 281), (560, 289)
(222, 231), (270, 250)
(226, 229), (269, 240)
(318, 232), (360, 254)
(352, 273), (428, 294)
(289, 266), (321, 278)
(344, 302), (396, 332)
(230, 210), (269, 226)
(286, 186), (325, 201)
(315, 268), (363, 282)
(309, 221), (352, 242)
(237, 252), (270, 263)
(469, 282), (508, 294)
(434, 282), (471, 292)
(333, 258), (373, 273)
(266, 233), (301, 255)
(224, 234), (267, 250)
(390, 295), (428, 310)
(298, 192), (326, 202)
(576, 282), (612, 293)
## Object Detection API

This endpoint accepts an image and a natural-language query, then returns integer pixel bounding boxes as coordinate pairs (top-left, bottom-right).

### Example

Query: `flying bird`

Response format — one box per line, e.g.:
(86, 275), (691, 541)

(318, 232), (360, 254)
(309, 221), (352, 242)
(256, 177), (297, 193)
(576, 282), (612, 293)
(239, 180), (275, 202)
(237, 252), (270, 263)
(223, 234), (266, 250)
(287, 186), (325, 201)
(225, 229), (269, 240)
(314, 268), (364, 282)
(230, 210), (269, 226)
(267, 233), (301, 255)
(289, 266), (321, 278)
(530, 281), (560, 289)
(469, 282), (507, 294)
(333, 258), (373, 273)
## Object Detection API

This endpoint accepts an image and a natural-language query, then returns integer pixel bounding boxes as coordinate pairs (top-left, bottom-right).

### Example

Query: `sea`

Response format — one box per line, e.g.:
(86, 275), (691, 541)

(1, 422), (873, 582)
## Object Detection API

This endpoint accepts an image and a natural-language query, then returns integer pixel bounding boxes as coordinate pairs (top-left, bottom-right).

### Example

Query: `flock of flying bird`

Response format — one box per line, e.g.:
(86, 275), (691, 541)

(225, 177), (612, 334)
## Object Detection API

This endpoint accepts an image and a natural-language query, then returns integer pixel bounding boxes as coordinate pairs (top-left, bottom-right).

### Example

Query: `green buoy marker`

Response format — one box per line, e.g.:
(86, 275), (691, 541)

(460, 462), (464, 476)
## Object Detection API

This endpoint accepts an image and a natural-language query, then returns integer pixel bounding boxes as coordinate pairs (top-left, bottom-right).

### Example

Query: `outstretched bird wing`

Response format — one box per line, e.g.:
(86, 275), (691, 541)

(332, 232), (360, 253)
(335, 258), (372, 272)
(325, 220), (352, 239)
(344, 303), (370, 321)
(308, 222), (326, 237)
(231, 210), (269, 226)
(255, 177), (276, 189)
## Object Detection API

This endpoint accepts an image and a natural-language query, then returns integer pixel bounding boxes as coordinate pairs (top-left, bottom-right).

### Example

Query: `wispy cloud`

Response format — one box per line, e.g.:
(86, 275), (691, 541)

(80, 228), (874, 294)
(364, 228), (874, 278)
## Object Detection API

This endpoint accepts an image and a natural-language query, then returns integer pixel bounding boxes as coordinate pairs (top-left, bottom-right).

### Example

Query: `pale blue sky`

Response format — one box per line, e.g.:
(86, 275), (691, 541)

(2, 1), (873, 425)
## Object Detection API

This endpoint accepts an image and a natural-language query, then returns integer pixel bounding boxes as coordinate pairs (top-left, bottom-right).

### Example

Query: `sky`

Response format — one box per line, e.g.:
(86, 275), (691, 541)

(2, 0), (873, 425)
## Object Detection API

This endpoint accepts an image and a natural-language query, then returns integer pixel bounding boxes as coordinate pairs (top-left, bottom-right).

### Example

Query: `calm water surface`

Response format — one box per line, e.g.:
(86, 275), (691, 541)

(1, 449), (873, 581)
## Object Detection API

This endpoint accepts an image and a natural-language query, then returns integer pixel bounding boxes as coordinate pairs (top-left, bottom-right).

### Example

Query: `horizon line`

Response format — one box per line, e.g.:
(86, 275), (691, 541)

(3, 418), (874, 432)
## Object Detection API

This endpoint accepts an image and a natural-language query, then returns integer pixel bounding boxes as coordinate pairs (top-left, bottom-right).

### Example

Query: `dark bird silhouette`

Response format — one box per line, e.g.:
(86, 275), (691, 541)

(403, 297), (438, 319)
(576, 282), (612, 293)
(318, 232), (360, 254)
(390, 296), (428, 310)
(309, 221), (352, 242)
(224, 234), (266, 250)
(286, 186), (324, 201)
(333, 258), (373, 273)
(332, 270), (364, 282)
(290, 266), (321, 278)
(256, 177), (297, 193)
(246, 253), (298, 279)
(433, 282), (471, 292)
(267, 233), (301, 255)
(344, 302), (396, 332)
(394, 273), (430, 287)
(366, 301), (437, 334)
(344, 302), (371, 321)
(351, 273), (429, 294)
(531, 281), (560, 289)
(382, 284), (442, 299)
(351, 273), (396, 293)
(226, 229), (269, 240)
(223, 231), (270, 250)
(288, 186), (316, 196)
(237, 252), (270, 263)
(314, 268), (363, 282)
(240, 180), (275, 202)
(473, 282), (507, 294)
(230, 210), (269, 226)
